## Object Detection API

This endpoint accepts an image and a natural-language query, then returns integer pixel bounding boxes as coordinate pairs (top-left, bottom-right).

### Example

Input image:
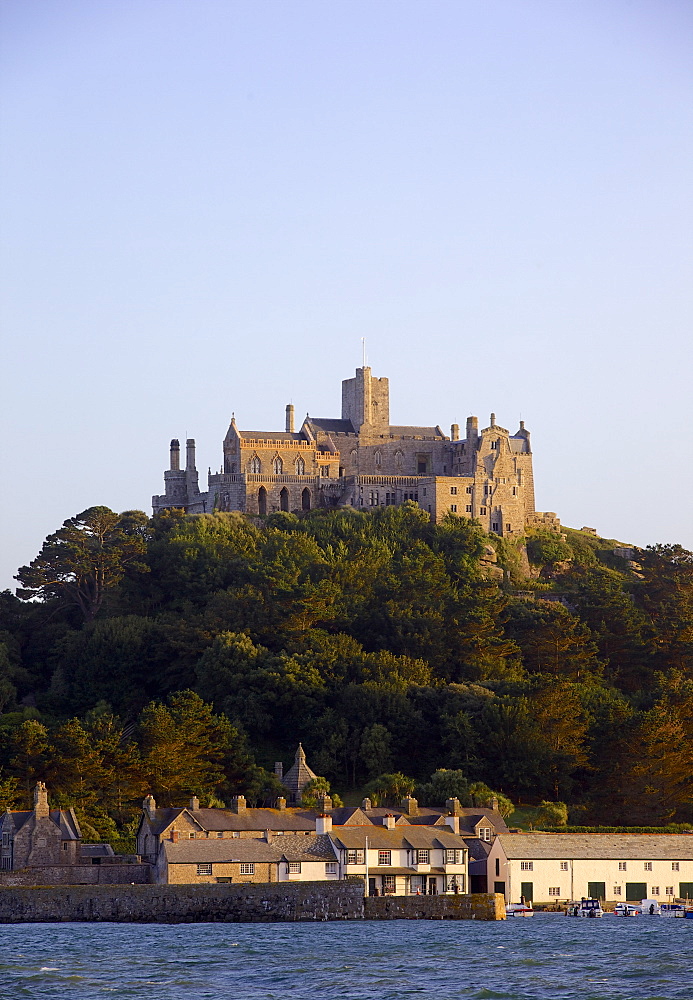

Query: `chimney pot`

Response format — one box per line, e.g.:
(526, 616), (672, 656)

(384, 814), (396, 830)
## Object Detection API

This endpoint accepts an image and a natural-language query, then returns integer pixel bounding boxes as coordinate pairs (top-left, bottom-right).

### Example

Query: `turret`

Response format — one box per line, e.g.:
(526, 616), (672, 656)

(186, 438), (196, 471)
(170, 439), (180, 471)
(286, 404), (295, 433)
(450, 423), (459, 441)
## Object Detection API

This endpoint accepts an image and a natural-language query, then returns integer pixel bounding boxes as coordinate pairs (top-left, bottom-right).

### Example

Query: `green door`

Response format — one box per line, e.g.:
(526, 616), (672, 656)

(679, 883), (693, 900)
(494, 881), (506, 896)
(626, 882), (647, 901)
(520, 881), (533, 903)
(588, 882), (605, 900)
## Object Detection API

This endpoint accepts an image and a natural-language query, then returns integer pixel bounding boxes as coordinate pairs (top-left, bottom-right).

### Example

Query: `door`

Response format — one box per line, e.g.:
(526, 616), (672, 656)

(368, 877), (376, 896)
(588, 882), (605, 900)
(520, 881), (533, 903)
(428, 877), (437, 895)
(679, 883), (693, 900)
(626, 882), (647, 901)
(494, 881), (506, 897)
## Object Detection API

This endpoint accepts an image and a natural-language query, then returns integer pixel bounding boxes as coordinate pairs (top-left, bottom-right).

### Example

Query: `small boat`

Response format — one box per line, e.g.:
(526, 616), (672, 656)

(506, 901), (534, 917)
(613, 903), (639, 917)
(566, 897), (603, 917)
(660, 903), (687, 918)
(637, 898), (662, 916)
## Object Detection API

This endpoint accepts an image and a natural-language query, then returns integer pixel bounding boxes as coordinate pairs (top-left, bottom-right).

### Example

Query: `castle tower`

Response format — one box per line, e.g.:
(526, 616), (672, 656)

(341, 367), (389, 433)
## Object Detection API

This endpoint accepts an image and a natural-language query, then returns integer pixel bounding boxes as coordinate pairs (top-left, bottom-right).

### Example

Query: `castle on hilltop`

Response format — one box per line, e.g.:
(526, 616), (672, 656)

(153, 366), (557, 534)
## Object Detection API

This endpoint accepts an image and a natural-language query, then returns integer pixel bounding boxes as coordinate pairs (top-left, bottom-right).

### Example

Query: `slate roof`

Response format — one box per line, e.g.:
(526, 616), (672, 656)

(163, 838), (284, 864)
(145, 806), (315, 836)
(4, 809), (81, 840)
(497, 834), (693, 861)
(277, 834), (338, 862)
(332, 826), (468, 852)
(308, 418), (356, 435)
(281, 744), (318, 801)
(464, 838), (492, 862)
(388, 425), (445, 438)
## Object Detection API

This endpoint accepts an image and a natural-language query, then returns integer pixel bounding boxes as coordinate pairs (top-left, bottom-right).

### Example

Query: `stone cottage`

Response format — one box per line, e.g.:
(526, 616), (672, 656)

(0, 782), (82, 871)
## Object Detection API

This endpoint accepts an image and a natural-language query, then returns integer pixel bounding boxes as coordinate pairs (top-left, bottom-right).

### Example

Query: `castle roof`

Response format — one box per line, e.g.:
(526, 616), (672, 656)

(389, 425), (445, 439)
(307, 418), (356, 435)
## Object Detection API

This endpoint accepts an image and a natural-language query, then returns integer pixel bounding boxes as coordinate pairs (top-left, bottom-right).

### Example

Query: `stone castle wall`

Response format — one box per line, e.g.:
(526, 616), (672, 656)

(0, 864), (153, 887)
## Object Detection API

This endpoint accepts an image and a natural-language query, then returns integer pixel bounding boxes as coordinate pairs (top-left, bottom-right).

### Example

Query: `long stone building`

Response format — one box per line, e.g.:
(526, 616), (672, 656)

(153, 366), (555, 534)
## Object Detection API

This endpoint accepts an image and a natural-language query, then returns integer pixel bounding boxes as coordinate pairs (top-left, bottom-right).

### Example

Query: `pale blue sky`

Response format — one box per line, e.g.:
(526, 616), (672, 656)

(1, 0), (692, 589)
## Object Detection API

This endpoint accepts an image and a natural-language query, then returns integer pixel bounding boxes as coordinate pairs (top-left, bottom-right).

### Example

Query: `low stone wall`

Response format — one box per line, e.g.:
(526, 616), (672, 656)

(0, 880), (365, 923)
(365, 893), (505, 921)
(0, 865), (153, 887)
(0, 883), (505, 923)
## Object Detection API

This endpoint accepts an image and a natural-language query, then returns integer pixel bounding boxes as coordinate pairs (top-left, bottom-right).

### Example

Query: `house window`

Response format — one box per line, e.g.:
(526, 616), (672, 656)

(239, 863), (255, 875)
(479, 828), (492, 842)
(447, 875), (463, 892)
(652, 886), (660, 895)
(417, 850), (430, 864)
(548, 887), (561, 896)
(378, 851), (391, 866)
(619, 862), (627, 871)
(491, 522), (499, 532)
(466, 486), (472, 493)
(466, 505), (472, 512)
(445, 850), (460, 864)
(325, 862), (338, 875)
(450, 487), (457, 495)
(560, 862), (568, 871)
(347, 849), (365, 865)
(480, 506), (486, 515)
(520, 862), (533, 871)
(672, 862), (680, 871)
(189, 833), (195, 839)
(614, 886), (622, 895)
(382, 875), (396, 894)
(644, 862), (652, 871)
(216, 832), (223, 838)
(666, 886), (674, 895)
(216, 877), (233, 883)
(197, 863), (212, 876)
(450, 504), (457, 512)
(288, 862), (301, 874)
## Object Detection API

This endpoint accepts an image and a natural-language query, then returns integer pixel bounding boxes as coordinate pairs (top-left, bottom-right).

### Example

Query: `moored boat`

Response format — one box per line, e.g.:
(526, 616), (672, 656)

(566, 897), (604, 917)
(613, 903), (639, 917)
(506, 901), (534, 917)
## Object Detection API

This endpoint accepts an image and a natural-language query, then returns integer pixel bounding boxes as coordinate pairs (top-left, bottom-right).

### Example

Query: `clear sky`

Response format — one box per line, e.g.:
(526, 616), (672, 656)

(1, 0), (692, 590)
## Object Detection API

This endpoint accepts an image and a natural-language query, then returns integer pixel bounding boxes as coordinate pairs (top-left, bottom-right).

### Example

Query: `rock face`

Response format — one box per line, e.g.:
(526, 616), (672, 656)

(0, 883), (505, 922)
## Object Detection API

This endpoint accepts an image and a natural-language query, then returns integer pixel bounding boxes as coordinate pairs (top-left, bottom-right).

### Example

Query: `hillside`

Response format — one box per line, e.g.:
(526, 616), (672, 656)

(1, 504), (691, 845)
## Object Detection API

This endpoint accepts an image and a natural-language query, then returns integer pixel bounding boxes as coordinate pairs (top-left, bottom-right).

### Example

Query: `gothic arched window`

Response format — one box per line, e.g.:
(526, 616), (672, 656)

(374, 450), (382, 468)
(250, 455), (261, 474)
(273, 455), (283, 475)
(395, 450), (404, 470)
(295, 456), (305, 475)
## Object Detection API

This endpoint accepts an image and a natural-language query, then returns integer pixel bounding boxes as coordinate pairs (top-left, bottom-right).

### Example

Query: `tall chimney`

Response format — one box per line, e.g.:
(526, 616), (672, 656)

(490, 413), (496, 427)
(384, 814), (396, 830)
(275, 797), (286, 811)
(170, 439), (180, 471)
(274, 762), (284, 780)
(445, 815), (460, 835)
(286, 405), (295, 434)
(232, 795), (247, 815)
(186, 438), (196, 470)
(33, 781), (49, 819)
(446, 797), (462, 817)
(189, 796), (200, 811)
(316, 813), (333, 835)
(450, 423), (459, 441)
(143, 794), (157, 821)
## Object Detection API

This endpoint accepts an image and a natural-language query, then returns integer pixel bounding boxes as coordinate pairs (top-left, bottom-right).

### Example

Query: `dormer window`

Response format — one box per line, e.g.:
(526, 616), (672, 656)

(479, 827), (492, 842)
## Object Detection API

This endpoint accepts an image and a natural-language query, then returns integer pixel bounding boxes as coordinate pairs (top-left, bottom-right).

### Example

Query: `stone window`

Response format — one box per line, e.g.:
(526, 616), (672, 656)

(644, 862), (652, 871)
(520, 861), (533, 871)
(250, 456), (261, 474)
(560, 861), (568, 871)
(240, 863), (255, 875)
(484, 484), (491, 494)
(491, 439), (499, 450)
(450, 486), (457, 495)
(450, 504), (457, 512)
(548, 887), (561, 896)
(506, 523), (511, 532)
(666, 886), (674, 895)
(321, 466), (330, 477)
(295, 456), (305, 475)
(613, 886), (622, 895)
(374, 450), (382, 468)
(466, 486), (472, 493)
(395, 450), (404, 469)
(189, 833), (195, 839)
(62, 841), (68, 851)
(512, 486), (518, 495)
(672, 862), (680, 871)
(492, 522), (499, 532)
(480, 506), (486, 515)
(197, 863), (212, 876)
(619, 862), (627, 871)
(288, 861), (301, 874)
(325, 862), (338, 875)
(466, 505), (472, 512)
(378, 850), (391, 866)
(273, 456), (283, 475)
(417, 850), (430, 864)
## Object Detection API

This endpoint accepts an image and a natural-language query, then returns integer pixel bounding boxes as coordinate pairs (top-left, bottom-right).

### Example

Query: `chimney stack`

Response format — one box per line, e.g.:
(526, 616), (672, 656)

(450, 423), (459, 441)
(186, 438), (196, 471)
(445, 797), (462, 817)
(401, 796), (419, 817)
(264, 829), (273, 843)
(361, 797), (372, 810)
(286, 404), (295, 434)
(143, 794), (157, 821)
(274, 762), (284, 780)
(170, 439), (180, 471)
(491, 796), (499, 813)
(316, 813), (333, 835)
(171, 829), (179, 843)
(384, 814), (396, 830)
(232, 795), (247, 815)
(189, 796), (199, 811)
(33, 781), (49, 820)
(275, 797), (286, 811)
(445, 815), (460, 835)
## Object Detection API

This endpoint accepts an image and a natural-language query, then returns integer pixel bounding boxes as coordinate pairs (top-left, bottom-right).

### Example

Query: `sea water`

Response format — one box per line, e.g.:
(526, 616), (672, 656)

(0, 914), (690, 1000)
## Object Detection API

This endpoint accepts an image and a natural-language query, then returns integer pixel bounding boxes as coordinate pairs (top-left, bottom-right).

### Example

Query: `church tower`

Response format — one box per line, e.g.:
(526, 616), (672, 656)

(341, 366), (389, 434)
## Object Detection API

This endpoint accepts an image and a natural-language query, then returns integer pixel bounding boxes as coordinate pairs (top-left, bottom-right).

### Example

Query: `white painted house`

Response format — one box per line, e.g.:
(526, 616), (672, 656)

(487, 834), (693, 905)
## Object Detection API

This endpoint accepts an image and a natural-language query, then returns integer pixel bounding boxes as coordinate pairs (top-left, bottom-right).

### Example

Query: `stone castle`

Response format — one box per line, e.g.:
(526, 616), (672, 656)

(153, 366), (556, 534)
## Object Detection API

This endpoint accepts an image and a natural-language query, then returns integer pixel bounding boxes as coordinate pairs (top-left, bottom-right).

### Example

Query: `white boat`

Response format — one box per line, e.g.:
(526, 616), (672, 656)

(566, 897), (603, 917)
(506, 902), (534, 917)
(613, 903), (639, 917)
(637, 898), (662, 916)
(660, 903), (687, 918)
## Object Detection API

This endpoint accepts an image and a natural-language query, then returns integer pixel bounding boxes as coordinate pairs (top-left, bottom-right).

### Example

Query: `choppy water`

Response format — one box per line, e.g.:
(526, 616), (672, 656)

(0, 915), (690, 1000)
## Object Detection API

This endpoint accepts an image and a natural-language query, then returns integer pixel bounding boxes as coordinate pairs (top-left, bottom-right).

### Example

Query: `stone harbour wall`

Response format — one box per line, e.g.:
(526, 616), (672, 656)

(0, 865), (153, 887)
(0, 883), (505, 923)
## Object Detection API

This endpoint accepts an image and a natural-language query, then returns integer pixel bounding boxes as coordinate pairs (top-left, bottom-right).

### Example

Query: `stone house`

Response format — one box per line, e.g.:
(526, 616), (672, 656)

(156, 832), (339, 885)
(153, 365), (554, 534)
(0, 782), (81, 871)
(487, 834), (693, 905)
(326, 814), (469, 896)
(136, 793), (318, 864)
